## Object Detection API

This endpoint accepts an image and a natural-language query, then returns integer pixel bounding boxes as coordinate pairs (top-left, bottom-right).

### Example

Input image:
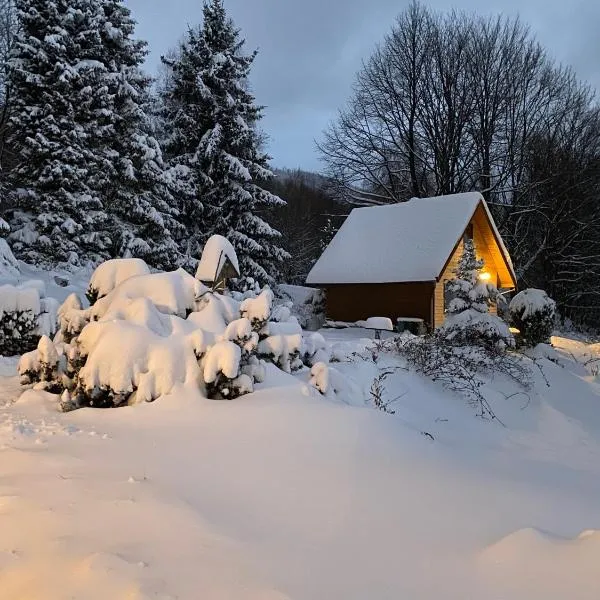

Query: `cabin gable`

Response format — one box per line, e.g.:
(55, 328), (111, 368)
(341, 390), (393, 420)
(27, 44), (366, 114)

(433, 202), (514, 328)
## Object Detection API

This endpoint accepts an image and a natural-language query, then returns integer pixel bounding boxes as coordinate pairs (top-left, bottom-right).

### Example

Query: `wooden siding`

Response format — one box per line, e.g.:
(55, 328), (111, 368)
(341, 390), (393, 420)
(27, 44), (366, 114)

(324, 282), (435, 328)
(434, 212), (501, 327)
(472, 203), (515, 288)
(434, 239), (464, 327)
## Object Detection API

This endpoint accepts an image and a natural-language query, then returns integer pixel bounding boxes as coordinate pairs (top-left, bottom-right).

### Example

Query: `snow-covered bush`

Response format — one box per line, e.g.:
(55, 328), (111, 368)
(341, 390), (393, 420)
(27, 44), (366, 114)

(301, 332), (331, 366)
(240, 287), (305, 373)
(86, 258), (150, 304)
(440, 239), (514, 351)
(509, 288), (556, 347)
(57, 293), (89, 343)
(309, 361), (360, 402)
(0, 281), (58, 356)
(439, 309), (514, 351)
(17, 260), (287, 407)
(0, 237), (19, 279)
(395, 333), (529, 420)
(298, 288), (326, 330)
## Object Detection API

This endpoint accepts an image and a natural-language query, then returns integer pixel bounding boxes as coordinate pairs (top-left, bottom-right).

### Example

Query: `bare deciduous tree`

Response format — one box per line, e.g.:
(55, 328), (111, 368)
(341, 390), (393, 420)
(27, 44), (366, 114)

(319, 0), (600, 325)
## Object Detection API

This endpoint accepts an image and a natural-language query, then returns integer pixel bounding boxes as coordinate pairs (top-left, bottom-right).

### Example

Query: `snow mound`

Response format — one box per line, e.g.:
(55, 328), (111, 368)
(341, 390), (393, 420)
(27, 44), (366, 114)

(510, 288), (556, 320)
(439, 308), (514, 347)
(91, 269), (207, 320)
(87, 258), (150, 301)
(480, 527), (600, 597)
(196, 234), (239, 282)
(78, 321), (201, 404)
(203, 340), (241, 383)
(241, 288), (274, 326)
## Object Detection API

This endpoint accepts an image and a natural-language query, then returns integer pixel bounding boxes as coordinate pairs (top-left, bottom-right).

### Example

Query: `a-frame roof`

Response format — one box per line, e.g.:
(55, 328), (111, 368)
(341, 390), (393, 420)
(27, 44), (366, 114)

(306, 192), (516, 286)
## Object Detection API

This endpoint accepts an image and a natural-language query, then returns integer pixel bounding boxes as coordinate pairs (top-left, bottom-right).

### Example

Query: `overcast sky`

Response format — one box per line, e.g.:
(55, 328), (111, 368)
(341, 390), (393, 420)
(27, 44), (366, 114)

(125, 0), (600, 173)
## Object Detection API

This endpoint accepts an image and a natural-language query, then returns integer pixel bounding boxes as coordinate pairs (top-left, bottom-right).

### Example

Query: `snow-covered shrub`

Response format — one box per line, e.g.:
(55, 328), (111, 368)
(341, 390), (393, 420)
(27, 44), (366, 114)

(86, 258), (150, 304)
(258, 333), (303, 373)
(440, 238), (514, 351)
(0, 282), (58, 356)
(90, 268), (206, 321)
(203, 340), (247, 399)
(73, 320), (202, 408)
(509, 288), (556, 347)
(0, 237), (19, 279)
(203, 317), (265, 399)
(438, 309), (514, 351)
(17, 335), (65, 393)
(301, 332), (331, 366)
(57, 293), (89, 343)
(395, 333), (529, 420)
(240, 286), (304, 373)
(240, 288), (274, 331)
(294, 288), (325, 330)
(309, 361), (358, 401)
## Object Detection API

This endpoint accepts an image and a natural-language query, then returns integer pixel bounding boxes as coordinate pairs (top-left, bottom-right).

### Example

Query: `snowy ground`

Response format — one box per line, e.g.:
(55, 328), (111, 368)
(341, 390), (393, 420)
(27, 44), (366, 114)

(2, 319), (600, 598)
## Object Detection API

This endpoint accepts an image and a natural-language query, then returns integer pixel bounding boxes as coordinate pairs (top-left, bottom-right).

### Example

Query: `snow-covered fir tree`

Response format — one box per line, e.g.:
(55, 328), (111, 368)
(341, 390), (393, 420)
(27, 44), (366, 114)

(96, 0), (183, 270)
(6, 0), (115, 267)
(6, 0), (182, 269)
(161, 0), (288, 283)
(446, 239), (498, 316)
(439, 238), (513, 350)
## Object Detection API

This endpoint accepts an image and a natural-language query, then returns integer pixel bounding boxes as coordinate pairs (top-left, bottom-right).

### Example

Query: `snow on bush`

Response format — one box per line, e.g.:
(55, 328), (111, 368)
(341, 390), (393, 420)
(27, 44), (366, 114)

(301, 332), (331, 366)
(57, 293), (89, 343)
(278, 285), (326, 330)
(392, 332), (529, 421)
(17, 256), (311, 408)
(309, 361), (360, 402)
(0, 237), (19, 280)
(73, 320), (202, 408)
(0, 281), (58, 356)
(91, 268), (207, 321)
(439, 309), (514, 351)
(258, 333), (303, 373)
(86, 258), (150, 304)
(16, 247), (331, 409)
(240, 288), (274, 329)
(509, 288), (556, 347)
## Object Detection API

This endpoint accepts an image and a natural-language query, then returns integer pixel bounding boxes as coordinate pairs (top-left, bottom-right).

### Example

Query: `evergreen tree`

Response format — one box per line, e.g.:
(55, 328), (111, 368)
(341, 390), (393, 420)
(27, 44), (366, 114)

(97, 0), (183, 270)
(6, 0), (115, 267)
(446, 239), (498, 315)
(161, 0), (287, 283)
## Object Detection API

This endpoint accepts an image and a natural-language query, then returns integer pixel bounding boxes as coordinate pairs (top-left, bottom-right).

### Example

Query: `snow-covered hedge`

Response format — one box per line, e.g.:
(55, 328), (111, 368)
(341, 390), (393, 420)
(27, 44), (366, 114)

(18, 258), (304, 409)
(509, 288), (556, 347)
(0, 281), (58, 356)
(86, 258), (150, 304)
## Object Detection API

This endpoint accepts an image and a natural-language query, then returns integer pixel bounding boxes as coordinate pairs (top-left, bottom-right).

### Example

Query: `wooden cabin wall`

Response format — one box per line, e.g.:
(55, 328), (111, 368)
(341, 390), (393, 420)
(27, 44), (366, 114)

(434, 219), (500, 328)
(324, 282), (435, 327)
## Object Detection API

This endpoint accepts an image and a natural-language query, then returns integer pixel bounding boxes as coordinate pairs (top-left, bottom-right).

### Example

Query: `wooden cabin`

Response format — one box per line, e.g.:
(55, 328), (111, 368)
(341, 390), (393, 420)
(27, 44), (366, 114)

(306, 192), (516, 330)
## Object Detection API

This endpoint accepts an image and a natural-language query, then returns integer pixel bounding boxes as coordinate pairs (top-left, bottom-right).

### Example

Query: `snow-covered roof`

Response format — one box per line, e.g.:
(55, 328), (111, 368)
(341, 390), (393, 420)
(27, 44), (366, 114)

(196, 235), (240, 282)
(307, 192), (514, 285)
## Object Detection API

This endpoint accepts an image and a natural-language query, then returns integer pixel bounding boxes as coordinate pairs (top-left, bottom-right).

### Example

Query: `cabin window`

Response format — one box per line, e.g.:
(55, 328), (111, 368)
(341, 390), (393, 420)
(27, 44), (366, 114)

(463, 223), (474, 241)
